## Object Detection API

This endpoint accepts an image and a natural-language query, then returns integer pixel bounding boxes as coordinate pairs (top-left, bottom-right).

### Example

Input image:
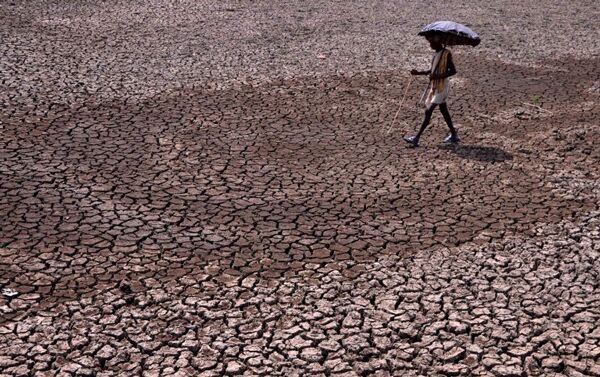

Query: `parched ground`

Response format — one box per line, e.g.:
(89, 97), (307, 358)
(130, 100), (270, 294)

(1, 1), (600, 376)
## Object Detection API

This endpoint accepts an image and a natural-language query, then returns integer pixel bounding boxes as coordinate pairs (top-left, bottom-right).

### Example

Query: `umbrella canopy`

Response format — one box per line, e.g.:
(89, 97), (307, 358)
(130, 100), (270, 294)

(418, 21), (481, 47)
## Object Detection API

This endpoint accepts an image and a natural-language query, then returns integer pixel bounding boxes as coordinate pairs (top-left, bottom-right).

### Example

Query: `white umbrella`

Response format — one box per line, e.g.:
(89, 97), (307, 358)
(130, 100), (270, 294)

(418, 21), (481, 47)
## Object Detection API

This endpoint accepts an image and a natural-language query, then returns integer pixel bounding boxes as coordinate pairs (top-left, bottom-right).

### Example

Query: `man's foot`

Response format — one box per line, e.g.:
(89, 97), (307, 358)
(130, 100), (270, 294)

(403, 136), (419, 147)
(443, 134), (460, 143)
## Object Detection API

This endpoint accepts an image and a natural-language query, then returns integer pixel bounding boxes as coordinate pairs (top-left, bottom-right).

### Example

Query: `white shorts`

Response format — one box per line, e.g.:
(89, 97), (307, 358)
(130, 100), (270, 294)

(425, 78), (450, 106)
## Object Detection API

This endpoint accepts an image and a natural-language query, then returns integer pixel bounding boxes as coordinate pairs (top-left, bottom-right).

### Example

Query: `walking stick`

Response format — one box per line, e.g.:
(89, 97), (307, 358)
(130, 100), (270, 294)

(385, 75), (413, 135)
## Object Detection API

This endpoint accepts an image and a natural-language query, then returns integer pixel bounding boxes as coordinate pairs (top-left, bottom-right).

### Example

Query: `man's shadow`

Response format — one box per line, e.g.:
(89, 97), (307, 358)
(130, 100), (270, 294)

(439, 144), (513, 162)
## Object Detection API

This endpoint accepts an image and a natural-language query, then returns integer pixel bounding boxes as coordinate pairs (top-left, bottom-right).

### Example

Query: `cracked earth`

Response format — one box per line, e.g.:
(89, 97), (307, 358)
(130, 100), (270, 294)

(1, 0), (599, 376)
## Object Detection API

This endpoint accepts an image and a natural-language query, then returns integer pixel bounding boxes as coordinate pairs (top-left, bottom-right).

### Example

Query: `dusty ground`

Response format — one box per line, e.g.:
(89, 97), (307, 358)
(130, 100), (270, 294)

(1, 0), (600, 376)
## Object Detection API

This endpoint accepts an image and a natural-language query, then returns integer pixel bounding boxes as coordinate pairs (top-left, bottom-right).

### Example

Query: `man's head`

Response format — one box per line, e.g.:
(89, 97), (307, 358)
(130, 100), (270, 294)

(426, 34), (444, 50)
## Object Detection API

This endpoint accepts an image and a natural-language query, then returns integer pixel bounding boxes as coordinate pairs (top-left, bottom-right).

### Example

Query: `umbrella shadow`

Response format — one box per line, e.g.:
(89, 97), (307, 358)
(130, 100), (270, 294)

(439, 144), (513, 162)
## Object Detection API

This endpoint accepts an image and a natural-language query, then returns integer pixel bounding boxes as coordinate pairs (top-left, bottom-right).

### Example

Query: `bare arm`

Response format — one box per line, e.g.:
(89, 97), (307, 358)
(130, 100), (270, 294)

(445, 53), (457, 77)
(410, 69), (431, 76)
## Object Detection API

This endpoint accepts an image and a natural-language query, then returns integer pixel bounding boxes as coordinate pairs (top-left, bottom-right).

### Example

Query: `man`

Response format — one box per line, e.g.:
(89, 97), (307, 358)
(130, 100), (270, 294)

(404, 34), (459, 147)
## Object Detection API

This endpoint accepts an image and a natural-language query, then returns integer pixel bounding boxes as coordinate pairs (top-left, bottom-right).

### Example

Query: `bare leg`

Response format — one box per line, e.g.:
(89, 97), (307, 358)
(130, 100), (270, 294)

(414, 103), (437, 142)
(439, 102), (458, 138)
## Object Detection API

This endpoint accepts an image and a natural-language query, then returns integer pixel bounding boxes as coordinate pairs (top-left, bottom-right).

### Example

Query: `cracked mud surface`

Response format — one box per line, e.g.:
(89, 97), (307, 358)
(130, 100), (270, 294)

(1, 0), (599, 376)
